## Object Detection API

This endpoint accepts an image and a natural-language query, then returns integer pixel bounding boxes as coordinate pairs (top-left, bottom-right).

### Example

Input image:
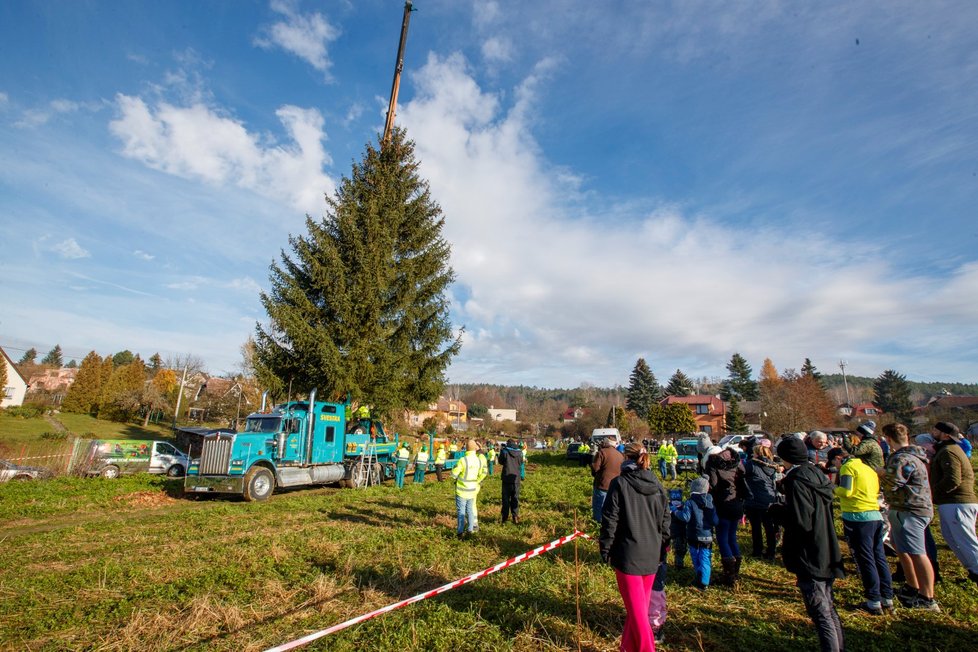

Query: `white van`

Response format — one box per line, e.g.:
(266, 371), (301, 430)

(590, 428), (622, 448)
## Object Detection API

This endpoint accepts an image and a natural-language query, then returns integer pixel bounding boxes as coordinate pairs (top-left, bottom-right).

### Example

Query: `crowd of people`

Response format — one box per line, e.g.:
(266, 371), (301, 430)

(593, 420), (977, 651)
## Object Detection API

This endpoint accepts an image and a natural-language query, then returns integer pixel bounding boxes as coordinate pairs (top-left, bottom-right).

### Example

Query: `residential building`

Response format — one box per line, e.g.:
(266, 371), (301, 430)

(561, 406), (586, 422)
(661, 394), (726, 438)
(1, 347), (28, 408)
(27, 367), (78, 393)
(405, 396), (468, 431)
(488, 405), (517, 422)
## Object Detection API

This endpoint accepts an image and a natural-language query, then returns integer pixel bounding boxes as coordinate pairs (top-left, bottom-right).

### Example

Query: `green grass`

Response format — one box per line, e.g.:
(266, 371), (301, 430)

(54, 413), (175, 440)
(0, 412), (61, 442)
(0, 452), (976, 651)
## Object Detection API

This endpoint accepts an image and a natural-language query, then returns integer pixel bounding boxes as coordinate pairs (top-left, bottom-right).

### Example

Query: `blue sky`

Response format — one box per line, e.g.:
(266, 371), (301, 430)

(1, 0), (976, 389)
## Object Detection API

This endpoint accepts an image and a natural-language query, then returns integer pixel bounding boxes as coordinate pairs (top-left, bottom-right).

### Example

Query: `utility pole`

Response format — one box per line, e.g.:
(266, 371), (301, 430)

(839, 360), (852, 410)
(172, 364), (188, 428)
(382, 2), (415, 146)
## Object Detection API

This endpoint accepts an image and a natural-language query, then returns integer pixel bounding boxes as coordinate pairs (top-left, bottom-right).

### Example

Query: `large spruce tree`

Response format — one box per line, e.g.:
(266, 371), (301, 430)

(873, 369), (913, 424)
(720, 352), (759, 401)
(255, 128), (460, 417)
(665, 369), (694, 397)
(41, 345), (63, 367)
(626, 358), (661, 420)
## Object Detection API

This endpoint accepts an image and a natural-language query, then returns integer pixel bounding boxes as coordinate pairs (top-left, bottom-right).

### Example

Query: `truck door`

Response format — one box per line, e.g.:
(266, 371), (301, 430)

(310, 404), (344, 464)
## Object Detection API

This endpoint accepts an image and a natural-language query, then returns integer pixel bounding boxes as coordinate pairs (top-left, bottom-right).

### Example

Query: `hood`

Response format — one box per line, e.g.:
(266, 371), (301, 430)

(789, 462), (835, 501)
(620, 465), (664, 496)
(894, 444), (930, 463)
(750, 456), (779, 470)
(713, 448), (742, 471)
(691, 492), (715, 510)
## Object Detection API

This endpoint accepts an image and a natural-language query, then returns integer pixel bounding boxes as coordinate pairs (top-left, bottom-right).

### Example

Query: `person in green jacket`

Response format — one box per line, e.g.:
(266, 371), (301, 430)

(394, 443), (411, 488)
(486, 442), (497, 476)
(413, 445), (430, 484)
(930, 422), (978, 587)
(842, 421), (884, 471)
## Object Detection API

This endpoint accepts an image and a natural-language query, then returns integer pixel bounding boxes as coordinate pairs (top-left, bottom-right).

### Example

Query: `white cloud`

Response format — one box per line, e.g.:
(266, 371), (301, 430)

(109, 94), (333, 214)
(254, 0), (340, 79)
(481, 37), (513, 64)
(0, 92), (9, 107)
(51, 237), (90, 259)
(400, 53), (978, 385)
(133, 249), (155, 261)
(14, 98), (84, 128)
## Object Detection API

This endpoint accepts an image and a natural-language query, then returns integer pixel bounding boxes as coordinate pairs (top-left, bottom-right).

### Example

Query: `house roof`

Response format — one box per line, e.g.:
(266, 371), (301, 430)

(924, 396), (978, 410)
(0, 346), (28, 385)
(852, 402), (882, 414)
(661, 394), (725, 413)
(431, 397), (467, 412)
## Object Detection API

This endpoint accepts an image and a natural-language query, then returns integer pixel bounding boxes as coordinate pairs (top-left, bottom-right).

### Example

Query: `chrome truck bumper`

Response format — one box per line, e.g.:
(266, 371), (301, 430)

(183, 475), (245, 494)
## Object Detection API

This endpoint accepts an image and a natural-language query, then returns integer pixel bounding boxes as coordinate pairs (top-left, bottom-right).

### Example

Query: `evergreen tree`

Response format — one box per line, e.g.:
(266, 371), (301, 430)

(873, 369), (914, 424)
(646, 403), (667, 436)
(62, 352), (104, 414)
(256, 128), (460, 417)
(0, 351), (7, 396)
(606, 405), (626, 429)
(66, 359), (77, 368)
(664, 402), (697, 434)
(18, 348), (37, 365)
(665, 369), (694, 397)
(801, 357), (822, 382)
(726, 395), (747, 433)
(626, 358), (661, 420)
(720, 352), (759, 401)
(41, 345), (63, 367)
(99, 358), (148, 421)
(149, 353), (163, 374)
(112, 350), (135, 367)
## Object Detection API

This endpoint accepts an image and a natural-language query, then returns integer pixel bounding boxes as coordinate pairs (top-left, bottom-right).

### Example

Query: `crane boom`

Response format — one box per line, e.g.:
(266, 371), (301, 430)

(382, 2), (414, 146)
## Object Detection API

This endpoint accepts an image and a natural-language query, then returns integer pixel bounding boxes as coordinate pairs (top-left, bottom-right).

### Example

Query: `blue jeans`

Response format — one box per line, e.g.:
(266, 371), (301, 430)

(843, 518), (892, 604)
(592, 488), (608, 522)
(716, 517), (741, 559)
(456, 495), (476, 533)
(659, 459), (667, 479)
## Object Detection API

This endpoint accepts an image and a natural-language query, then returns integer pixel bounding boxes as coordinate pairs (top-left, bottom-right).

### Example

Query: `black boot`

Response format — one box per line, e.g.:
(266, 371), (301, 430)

(716, 557), (736, 586)
(732, 556), (742, 587)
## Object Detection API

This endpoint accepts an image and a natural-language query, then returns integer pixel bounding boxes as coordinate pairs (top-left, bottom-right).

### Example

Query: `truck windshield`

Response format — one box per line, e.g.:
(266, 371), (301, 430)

(244, 417), (282, 434)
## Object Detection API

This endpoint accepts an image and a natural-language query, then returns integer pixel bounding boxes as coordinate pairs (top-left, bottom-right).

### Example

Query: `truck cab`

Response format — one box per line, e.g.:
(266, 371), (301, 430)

(184, 391), (400, 501)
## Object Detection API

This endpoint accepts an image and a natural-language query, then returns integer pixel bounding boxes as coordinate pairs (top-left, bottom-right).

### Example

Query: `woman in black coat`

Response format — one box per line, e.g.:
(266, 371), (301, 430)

(599, 443), (671, 652)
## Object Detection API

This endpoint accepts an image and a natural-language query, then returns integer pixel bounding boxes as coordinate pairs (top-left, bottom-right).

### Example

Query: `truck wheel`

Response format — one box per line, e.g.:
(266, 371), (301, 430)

(100, 465), (121, 479)
(166, 464), (185, 478)
(243, 467), (275, 502)
(349, 461), (381, 488)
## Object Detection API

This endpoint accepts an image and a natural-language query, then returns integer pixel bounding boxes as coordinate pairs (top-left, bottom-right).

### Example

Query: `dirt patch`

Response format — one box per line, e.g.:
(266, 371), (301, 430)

(112, 491), (178, 508)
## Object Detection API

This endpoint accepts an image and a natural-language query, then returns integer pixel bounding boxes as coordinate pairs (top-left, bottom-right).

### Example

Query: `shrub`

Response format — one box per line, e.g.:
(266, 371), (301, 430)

(4, 404), (45, 419)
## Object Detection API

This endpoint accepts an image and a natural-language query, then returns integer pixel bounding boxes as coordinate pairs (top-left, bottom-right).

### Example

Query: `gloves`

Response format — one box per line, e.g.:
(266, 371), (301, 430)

(600, 550), (610, 564)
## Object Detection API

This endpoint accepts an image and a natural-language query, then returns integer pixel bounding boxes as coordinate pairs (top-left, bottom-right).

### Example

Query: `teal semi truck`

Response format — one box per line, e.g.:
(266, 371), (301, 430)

(184, 389), (406, 501)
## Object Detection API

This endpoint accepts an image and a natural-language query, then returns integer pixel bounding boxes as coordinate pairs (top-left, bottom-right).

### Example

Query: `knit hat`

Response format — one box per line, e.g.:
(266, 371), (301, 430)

(758, 438), (772, 448)
(915, 433), (936, 446)
(777, 437), (810, 465)
(690, 477), (709, 494)
(934, 421), (962, 440)
(856, 421), (877, 438)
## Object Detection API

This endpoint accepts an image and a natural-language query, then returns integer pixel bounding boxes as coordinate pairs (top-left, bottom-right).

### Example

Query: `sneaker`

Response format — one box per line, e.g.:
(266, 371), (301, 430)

(896, 584), (918, 606)
(882, 599), (895, 612)
(857, 602), (884, 616)
(909, 596), (941, 612)
(654, 630), (665, 644)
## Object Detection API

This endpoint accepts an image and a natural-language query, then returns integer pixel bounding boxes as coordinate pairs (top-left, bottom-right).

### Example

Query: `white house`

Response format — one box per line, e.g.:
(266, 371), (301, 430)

(1, 346), (28, 408)
(488, 405), (517, 422)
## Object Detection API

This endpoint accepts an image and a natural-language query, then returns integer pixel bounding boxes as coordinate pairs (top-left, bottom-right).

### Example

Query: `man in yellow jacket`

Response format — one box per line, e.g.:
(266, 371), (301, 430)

(452, 439), (487, 537)
(657, 439), (678, 480)
(829, 446), (894, 615)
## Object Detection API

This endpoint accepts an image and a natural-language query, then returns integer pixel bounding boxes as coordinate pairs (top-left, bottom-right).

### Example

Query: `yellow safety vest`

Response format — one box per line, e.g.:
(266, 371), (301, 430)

(416, 451), (430, 465)
(396, 447), (410, 462)
(487, 448), (496, 462)
(451, 452), (486, 498)
(435, 448), (447, 464)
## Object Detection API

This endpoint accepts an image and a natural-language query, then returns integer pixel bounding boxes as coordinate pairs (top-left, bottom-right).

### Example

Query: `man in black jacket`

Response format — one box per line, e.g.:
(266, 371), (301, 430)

(498, 439), (523, 523)
(775, 437), (846, 652)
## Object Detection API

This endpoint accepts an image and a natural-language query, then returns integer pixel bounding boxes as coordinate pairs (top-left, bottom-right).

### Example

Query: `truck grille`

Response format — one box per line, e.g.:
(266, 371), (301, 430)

(199, 436), (233, 475)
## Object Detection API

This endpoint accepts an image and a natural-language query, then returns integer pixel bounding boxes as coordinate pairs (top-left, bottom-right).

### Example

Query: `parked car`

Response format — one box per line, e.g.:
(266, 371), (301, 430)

(717, 433), (752, 448)
(80, 440), (190, 478)
(0, 459), (53, 482)
(566, 442), (585, 461)
(675, 439), (701, 473)
(590, 428), (622, 448)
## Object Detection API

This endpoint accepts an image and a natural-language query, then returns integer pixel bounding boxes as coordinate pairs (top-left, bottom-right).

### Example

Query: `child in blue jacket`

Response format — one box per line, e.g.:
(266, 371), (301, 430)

(674, 477), (719, 590)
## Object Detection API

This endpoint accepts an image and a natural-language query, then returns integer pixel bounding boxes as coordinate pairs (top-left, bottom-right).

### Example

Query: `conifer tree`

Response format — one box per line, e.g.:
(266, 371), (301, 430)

(41, 345), (63, 367)
(646, 402), (667, 435)
(256, 128), (460, 417)
(720, 352), (759, 401)
(0, 351), (7, 396)
(62, 351), (104, 414)
(873, 369), (913, 424)
(664, 402), (697, 434)
(726, 395), (747, 433)
(18, 348), (37, 365)
(626, 358), (661, 420)
(665, 369), (694, 397)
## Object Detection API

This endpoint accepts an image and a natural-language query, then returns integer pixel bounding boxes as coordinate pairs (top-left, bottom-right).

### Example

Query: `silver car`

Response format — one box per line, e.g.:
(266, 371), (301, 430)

(0, 458), (53, 482)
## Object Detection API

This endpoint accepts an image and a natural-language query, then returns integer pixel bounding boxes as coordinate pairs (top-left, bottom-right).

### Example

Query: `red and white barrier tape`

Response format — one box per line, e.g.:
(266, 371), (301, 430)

(264, 529), (592, 652)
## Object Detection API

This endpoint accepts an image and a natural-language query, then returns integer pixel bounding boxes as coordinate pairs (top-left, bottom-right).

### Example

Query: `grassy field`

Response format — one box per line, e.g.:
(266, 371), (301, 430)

(1, 451), (976, 651)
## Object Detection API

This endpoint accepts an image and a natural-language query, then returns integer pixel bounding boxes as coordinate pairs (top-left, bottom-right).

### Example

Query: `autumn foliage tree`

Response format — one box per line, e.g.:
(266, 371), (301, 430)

(760, 361), (836, 434)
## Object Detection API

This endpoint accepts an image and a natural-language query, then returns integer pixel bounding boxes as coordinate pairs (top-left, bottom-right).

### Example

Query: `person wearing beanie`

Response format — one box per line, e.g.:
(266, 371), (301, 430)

(674, 476), (718, 591)
(704, 444), (747, 587)
(451, 439), (487, 537)
(599, 443), (670, 652)
(498, 439), (523, 524)
(842, 421), (884, 471)
(773, 436), (845, 651)
(930, 421), (978, 587)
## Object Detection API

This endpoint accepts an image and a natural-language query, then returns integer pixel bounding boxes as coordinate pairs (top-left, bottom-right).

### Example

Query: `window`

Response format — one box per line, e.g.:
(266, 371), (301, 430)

(702, 425), (713, 435)
(156, 443), (176, 455)
(322, 405), (337, 414)
(864, 408), (877, 415)
(325, 426), (335, 443)
(695, 404), (710, 414)
(3, 386), (13, 399)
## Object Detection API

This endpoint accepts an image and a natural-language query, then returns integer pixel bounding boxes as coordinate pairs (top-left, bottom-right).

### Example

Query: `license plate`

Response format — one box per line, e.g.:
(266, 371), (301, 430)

(192, 486), (212, 492)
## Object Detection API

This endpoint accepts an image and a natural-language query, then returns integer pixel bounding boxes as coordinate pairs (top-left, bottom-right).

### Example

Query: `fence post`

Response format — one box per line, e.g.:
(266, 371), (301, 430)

(66, 436), (82, 475)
